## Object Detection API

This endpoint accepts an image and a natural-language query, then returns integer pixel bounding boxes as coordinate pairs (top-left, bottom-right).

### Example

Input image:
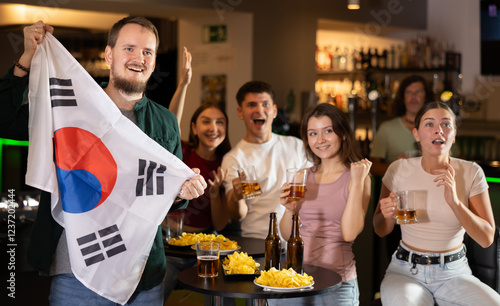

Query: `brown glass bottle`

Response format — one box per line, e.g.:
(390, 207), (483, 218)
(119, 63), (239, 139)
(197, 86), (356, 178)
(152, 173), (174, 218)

(286, 214), (304, 274)
(265, 212), (281, 270)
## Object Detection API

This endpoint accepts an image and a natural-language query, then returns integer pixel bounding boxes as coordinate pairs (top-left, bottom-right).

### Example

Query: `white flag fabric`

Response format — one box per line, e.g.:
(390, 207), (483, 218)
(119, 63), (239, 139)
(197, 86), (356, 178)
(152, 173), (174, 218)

(25, 33), (195, 304)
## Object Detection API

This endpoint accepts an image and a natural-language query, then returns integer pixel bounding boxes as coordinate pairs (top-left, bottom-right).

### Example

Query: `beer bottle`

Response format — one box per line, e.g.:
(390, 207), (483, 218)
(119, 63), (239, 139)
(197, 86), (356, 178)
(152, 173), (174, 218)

(286, 214), (304, 274)
(265, 212), (281, 270)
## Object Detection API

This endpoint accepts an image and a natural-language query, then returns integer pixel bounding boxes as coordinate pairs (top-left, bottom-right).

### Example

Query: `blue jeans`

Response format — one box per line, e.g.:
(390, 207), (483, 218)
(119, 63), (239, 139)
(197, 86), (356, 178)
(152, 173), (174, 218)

(267, 278), (359, 306)
(49, 273), (164, 306)
(381, 244), (500, 306)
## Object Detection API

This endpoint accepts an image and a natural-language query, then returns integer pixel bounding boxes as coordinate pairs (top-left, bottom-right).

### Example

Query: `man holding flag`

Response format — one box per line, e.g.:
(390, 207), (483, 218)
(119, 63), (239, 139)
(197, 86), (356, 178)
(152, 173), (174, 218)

(1, 17), (206, 305)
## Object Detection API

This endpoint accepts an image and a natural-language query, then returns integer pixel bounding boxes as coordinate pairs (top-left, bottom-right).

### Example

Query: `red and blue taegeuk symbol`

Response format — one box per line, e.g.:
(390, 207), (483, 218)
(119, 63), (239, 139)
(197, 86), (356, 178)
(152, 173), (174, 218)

(54, 127), (117, 213)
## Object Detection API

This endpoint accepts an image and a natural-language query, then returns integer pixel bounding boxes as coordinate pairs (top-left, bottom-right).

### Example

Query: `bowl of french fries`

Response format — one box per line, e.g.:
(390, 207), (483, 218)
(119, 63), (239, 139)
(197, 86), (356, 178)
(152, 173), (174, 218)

(167, 232), (239, 253)
(254, 267), (314, 290)
(222, 252), (260, 278)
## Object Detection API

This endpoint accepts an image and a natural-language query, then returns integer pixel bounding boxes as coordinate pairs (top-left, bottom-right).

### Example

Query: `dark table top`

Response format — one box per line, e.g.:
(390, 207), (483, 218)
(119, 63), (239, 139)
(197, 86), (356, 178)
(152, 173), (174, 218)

(165, 235), (266, 258)
(177, 261), (342, 300)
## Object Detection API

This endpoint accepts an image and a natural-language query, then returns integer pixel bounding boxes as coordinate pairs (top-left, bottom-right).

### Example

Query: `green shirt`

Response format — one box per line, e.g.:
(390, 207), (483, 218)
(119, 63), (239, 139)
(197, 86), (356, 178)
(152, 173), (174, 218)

(370, 117), (416, 164)
(0, 67), (187, 293)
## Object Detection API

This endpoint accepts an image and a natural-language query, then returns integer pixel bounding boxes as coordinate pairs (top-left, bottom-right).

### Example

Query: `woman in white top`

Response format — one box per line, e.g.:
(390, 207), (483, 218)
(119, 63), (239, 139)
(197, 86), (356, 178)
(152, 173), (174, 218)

(373, 102), (500, 305)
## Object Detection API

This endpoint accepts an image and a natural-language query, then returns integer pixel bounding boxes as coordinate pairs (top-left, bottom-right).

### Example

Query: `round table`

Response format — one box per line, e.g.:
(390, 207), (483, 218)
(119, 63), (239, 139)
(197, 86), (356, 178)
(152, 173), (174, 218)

(177, 261), (342, 306)
(165, 235), (266, 258)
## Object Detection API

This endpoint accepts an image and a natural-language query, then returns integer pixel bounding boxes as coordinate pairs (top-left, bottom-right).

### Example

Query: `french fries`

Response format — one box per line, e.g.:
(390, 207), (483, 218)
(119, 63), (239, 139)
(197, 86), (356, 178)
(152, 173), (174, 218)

(255, 267), (314, 287)
(223, 252), (260, 275)
(167, 232), (238, 250)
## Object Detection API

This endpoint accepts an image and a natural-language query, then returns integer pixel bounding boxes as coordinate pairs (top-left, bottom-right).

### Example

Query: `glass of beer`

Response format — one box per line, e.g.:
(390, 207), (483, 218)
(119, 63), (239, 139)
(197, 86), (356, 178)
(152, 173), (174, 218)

(286, 168), (307, 201)
(196, 241), (220, 277)
(395, 190), (418, 224)
(165, 212), (184, 242)
(238, 165), (262, 199)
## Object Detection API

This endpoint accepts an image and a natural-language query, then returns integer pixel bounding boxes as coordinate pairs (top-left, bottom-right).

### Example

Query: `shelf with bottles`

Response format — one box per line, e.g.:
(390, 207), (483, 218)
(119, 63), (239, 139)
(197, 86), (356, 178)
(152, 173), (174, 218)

(316, 36), (466, 157)
(316, 35), (458, 73)
(317, 66), (459, 77)
(316, 51), (462, 118)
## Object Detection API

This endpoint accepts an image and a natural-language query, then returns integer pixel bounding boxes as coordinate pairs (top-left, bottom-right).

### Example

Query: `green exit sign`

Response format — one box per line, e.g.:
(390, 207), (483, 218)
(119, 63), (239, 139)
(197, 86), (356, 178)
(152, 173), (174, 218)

(203, 25), (227, 43)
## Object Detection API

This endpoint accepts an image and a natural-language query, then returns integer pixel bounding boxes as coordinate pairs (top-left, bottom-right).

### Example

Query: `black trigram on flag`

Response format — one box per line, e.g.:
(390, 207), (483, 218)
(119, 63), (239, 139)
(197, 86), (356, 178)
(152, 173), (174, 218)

(136, 159), (167, 196)
(49, 77), (77, 107)
(76, 224), (127, 267)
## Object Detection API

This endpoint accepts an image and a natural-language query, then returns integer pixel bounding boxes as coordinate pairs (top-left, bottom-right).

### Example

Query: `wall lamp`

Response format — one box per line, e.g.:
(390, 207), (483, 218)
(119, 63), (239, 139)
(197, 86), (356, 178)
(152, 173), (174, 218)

(348, 0), (360, 10)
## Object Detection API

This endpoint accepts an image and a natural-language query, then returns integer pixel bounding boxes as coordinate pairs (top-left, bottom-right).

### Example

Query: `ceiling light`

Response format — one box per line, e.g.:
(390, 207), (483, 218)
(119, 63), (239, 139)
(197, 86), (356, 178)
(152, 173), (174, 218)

(348, 0), (360, 10)
(0, 4), (127, 30)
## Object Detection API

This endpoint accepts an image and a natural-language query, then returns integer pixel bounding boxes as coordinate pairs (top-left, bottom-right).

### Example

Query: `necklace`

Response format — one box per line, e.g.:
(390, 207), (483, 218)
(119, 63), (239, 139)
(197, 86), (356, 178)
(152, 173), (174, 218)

(403, 117), (414, 125)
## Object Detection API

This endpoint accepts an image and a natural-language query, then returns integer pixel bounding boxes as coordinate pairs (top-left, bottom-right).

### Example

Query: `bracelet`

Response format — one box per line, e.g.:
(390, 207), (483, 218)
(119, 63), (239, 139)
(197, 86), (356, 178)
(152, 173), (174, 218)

(14, 60), (30, 73)
(175, 196), (183, 201)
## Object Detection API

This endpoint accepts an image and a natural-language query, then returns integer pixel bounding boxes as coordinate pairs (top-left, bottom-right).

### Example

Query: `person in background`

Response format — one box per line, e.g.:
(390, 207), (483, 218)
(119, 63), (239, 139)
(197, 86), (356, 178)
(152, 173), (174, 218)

(163, 102), (231, 301)
(369, 75), (434, 267)
(373, 102), (500, 305)
(370, 75), (434, 176)
(1, 17), (207, 305)
(221, 81), (311, 239)
(276, 103), (372, 306)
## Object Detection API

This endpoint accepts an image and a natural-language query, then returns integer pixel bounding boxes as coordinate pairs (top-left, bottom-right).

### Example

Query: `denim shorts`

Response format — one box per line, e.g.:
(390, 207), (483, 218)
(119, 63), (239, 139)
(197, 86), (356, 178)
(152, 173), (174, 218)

(381, 243), (500, 306)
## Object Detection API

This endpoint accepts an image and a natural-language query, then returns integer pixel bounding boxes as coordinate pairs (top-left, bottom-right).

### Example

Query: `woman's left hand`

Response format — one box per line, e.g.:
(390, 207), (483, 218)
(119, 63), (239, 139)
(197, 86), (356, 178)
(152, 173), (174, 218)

(350, 158), (372, 182)
(208, 167), (227, 197)
(433, 162), (460, 208)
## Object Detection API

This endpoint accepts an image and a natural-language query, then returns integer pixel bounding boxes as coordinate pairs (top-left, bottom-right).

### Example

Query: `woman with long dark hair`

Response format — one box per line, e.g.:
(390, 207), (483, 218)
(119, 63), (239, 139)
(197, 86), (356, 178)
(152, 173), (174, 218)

(374, 102), (500, 305)
(164, 102), (231, 301)
(277, 103), (372, 305)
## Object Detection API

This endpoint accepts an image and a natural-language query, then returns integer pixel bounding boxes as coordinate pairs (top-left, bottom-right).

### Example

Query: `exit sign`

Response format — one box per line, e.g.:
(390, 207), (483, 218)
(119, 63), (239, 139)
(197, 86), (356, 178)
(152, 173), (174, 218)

(203, 25), (227, 43)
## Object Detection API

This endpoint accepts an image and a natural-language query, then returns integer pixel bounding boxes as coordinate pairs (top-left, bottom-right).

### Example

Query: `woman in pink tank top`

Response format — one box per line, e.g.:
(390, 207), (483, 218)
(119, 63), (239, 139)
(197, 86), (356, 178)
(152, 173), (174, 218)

(276, 103), (372, 306)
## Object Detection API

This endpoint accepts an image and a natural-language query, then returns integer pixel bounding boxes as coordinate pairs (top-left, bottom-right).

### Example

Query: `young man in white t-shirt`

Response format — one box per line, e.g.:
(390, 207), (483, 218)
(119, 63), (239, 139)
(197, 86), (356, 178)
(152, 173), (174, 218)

(221, 81), (310, 239)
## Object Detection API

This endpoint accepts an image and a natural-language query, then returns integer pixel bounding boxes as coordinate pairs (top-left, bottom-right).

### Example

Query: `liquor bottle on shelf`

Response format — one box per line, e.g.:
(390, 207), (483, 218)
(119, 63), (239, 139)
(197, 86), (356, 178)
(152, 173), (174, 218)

(432, 41), (441, 68)
(346, 48), (354, 72)
(339, 47), (348, 71)
(432, 74), (440, 102)
(400, 43), (409, 68)
(360, 127), (371, 158)
(362, 47), (370, 70)
(380, 74), (393, 115)
(379, 49), (387, 69)
(450, 74), (464, 118)
(393, 45), (401, 69)
(317, 46), (331, 71)
(370, 48), (379, 68)
(265, 212), (281, 270)
(354, 48), (362, 70)
(315, 45), (320, 70)
(328, 46), (334, 70)
(424, 44), (433, 68)
(332, 47), (341, 71)
(386, 45), (395, 69)
(286, 214), (304, 274)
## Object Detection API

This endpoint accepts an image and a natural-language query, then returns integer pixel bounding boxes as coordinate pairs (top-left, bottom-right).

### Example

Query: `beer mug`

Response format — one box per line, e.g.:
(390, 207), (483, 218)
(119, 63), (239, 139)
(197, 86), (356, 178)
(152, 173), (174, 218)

(196, 241), (220, 277)
(286, 168), (307, 201)
(238, 165), (262, 199)
(395, 190), (418, 224)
